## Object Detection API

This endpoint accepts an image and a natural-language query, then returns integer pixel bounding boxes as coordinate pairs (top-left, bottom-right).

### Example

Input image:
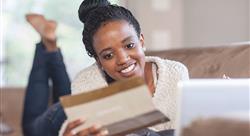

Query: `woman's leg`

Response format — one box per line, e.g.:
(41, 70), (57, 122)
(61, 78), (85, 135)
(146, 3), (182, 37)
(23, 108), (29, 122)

(29, 13), (71, 103)
(47, 50), (71, 103)
(22, 43), (68, 136)
(22, 42), (50, 135)
(46, 48), (71, 103)
(22, 14), (67, 136)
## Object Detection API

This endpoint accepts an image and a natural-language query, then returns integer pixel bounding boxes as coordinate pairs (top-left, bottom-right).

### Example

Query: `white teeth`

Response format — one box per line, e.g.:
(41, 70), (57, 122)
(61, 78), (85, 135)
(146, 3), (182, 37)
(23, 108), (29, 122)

(121, 64), (135, 73)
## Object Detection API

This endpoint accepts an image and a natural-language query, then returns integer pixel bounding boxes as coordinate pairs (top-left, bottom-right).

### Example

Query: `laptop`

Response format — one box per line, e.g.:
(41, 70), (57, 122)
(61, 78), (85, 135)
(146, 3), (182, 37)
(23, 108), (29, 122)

(175, 79), (250, 136)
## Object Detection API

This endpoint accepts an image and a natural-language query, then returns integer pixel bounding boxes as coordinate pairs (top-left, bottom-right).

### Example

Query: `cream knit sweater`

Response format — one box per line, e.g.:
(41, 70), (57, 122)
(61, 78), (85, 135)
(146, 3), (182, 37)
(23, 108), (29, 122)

(59, 56), (189, 135)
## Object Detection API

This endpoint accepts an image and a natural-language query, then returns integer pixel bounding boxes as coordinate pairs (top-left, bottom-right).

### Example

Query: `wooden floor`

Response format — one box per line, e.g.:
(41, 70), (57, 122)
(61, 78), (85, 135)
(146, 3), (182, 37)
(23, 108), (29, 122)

(1, 88), (25, 136)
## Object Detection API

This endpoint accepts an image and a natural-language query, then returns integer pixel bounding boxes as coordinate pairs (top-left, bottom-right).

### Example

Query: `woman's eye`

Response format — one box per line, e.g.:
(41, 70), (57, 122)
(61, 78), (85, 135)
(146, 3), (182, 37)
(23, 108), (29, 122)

(103, 53), (113, 60)
(126, 43), (135, 49)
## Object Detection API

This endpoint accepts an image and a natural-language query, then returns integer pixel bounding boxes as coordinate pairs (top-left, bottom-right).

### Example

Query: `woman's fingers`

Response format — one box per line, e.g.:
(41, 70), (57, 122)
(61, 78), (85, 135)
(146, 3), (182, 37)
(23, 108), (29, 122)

(63, 118), (85, 136)
(222, 74), (230, 79)
(77, 124), (109, 136)
(63, 120), (109, 136)
(95, 129), (109, 136)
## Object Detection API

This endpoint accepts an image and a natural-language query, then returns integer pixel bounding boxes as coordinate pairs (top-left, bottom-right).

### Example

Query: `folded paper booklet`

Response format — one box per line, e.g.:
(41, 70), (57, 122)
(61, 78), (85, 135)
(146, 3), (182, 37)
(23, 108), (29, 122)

(60, 77), (169, 136)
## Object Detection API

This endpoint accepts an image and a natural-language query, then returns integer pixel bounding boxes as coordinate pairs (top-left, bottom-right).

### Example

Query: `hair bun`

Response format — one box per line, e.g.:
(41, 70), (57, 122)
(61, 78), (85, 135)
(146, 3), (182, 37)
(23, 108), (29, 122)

(78, 0), (110, 23)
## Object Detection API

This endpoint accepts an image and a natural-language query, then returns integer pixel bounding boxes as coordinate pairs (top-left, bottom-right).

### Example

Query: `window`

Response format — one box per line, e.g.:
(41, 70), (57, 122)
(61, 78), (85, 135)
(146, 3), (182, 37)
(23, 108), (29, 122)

(2, 0), (119, 87)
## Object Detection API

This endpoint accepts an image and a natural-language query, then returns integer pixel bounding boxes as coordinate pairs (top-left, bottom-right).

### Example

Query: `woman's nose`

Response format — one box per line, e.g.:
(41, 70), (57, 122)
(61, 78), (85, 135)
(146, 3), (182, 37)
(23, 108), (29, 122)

(116, 50), (130, 65)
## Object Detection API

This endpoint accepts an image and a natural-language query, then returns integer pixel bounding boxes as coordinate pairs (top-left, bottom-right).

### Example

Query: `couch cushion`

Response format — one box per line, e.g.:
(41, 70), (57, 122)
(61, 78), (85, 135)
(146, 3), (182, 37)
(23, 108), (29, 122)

(146, 44), (250, 78)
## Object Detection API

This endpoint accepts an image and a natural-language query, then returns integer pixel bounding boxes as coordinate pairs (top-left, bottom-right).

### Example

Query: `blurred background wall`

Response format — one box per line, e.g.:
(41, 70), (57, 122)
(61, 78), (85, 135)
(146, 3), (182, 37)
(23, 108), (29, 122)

(1, 0), (249, 87)
(126, 0), (249, 50)
(182, 0), (249, 47)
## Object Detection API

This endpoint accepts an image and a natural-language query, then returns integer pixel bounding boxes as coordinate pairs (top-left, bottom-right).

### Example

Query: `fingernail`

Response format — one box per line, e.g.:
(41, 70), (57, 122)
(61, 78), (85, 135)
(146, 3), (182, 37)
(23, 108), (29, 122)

(71, 130), (77, 135)
(80, 117), (86, 122)
(101, 129), (109, 135)
(93, 124), (102, 129)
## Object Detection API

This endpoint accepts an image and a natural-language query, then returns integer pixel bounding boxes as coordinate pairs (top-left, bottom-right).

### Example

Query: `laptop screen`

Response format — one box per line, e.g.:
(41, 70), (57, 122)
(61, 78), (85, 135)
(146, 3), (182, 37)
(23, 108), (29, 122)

(175, 79), (250, 136)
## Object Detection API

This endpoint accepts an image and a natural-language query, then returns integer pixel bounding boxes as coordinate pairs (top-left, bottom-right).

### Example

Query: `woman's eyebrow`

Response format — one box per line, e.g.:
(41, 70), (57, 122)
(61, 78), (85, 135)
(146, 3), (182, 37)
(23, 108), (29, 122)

(98, 36), (133, 55)
(99, 47), (112, 55)
(122, 36), (133, 43)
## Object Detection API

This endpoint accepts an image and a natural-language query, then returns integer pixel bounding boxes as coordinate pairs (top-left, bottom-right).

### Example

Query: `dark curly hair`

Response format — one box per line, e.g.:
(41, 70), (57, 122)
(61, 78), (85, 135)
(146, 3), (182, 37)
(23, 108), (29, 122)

(78, 0), (141, 58)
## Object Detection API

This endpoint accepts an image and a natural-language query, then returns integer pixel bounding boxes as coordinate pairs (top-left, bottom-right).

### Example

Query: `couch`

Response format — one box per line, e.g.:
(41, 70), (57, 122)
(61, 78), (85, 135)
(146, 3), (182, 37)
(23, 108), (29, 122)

(146, 43), (250, 78)
(1, 43), (249, 136)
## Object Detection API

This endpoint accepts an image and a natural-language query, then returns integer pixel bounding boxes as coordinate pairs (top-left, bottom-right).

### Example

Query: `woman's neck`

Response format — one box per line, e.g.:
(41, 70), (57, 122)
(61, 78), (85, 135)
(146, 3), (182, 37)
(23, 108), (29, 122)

(144, 62), (155, 96)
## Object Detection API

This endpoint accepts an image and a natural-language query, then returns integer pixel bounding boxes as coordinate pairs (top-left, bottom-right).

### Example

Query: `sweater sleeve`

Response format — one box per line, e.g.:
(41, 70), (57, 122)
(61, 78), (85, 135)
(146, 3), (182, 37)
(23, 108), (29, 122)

(71, 63), (108, 95)
(175, 61), (189, 81)
(150, 58), (189, 131)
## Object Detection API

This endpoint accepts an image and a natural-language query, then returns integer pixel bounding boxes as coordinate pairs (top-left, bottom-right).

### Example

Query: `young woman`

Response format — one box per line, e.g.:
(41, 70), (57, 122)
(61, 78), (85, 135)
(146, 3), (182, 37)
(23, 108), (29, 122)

(61, 0), (189, 135)
(22, 13), (165, 136)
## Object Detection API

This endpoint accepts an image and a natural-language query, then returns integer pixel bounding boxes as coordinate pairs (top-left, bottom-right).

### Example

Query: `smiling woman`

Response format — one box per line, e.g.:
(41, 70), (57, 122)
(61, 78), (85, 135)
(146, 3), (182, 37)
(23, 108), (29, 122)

(60, 0), (189, 135)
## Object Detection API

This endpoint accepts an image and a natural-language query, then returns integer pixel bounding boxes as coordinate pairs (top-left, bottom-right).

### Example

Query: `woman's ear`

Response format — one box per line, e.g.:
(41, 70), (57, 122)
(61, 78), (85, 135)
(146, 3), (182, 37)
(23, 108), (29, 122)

(139, 33), (146, 51)
(95, 57), (103, 70)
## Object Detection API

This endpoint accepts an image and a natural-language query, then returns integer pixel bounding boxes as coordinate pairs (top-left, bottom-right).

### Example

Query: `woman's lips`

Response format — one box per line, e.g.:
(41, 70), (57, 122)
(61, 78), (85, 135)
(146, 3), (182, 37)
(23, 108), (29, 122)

(119, 63), (136, 77)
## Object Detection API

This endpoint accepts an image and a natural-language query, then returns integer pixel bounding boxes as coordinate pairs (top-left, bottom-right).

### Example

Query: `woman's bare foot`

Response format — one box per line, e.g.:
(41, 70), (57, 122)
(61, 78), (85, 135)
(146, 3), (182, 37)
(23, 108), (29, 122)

(26, 13), (58, 52)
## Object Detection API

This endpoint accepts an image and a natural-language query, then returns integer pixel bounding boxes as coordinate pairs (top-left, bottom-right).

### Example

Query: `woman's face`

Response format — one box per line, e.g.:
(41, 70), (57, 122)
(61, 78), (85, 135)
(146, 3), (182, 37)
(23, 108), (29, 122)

(93, 20), (145, 81)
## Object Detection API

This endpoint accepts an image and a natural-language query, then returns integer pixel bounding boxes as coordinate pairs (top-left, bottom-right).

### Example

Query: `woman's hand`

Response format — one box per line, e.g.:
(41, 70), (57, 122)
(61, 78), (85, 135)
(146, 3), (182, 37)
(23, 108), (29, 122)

(63, 119), (109, 136)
